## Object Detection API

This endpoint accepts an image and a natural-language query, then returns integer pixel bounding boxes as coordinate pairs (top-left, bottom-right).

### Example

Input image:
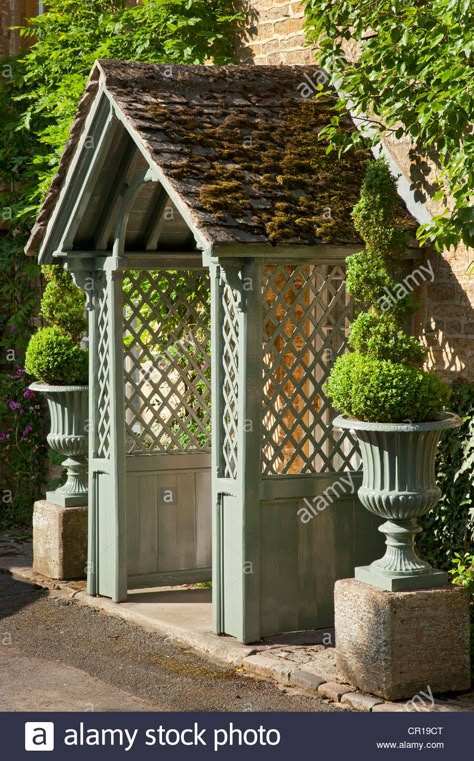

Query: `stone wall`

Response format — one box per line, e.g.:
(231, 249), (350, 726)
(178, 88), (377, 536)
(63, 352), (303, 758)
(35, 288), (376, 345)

(240, 0), (313, 65)
(240, 1), (474, 382)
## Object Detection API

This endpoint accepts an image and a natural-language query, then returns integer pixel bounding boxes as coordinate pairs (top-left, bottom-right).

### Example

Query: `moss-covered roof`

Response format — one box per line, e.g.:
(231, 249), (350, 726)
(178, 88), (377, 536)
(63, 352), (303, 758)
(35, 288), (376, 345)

(106, 61), (370, 247)
(27, 61), (385, 256)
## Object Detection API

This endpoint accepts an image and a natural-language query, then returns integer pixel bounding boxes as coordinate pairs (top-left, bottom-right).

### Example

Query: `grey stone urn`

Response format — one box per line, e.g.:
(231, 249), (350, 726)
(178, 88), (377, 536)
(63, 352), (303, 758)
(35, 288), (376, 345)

(30, 383), (89, 507)
(334, 412), (462, 591)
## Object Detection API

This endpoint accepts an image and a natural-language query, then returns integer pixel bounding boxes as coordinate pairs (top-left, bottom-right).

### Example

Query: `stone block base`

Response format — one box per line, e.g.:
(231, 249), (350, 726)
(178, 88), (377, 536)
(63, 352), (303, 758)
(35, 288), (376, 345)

(33, 500), (87, 580)
(335, 578), (471, 700)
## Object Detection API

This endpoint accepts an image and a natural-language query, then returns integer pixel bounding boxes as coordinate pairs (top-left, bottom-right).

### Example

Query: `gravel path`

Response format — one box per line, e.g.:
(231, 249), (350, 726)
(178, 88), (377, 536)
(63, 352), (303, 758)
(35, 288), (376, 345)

(0, 574), (339, 712)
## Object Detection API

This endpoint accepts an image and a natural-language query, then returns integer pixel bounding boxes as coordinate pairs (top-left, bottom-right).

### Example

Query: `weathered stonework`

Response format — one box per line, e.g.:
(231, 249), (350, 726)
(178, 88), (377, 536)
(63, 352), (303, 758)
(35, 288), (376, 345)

(335, 578), (471, 700)
(33, 500), (88, 580)
(240, 1), (313, 65)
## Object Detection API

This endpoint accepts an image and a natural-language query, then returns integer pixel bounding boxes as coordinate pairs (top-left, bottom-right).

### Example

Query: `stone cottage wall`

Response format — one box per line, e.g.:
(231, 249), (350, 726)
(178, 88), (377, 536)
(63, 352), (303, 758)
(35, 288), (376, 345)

(240, 1), (313, 65)
(240, 1), (474, 382)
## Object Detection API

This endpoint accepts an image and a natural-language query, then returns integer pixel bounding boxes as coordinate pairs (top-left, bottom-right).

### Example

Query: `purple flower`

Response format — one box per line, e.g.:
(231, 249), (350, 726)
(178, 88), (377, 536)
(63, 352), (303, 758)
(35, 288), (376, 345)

(23, 388), (35, 400)
(8, 400), (20, 411)
(16, 368), (25, 375)
(0, 433), (5, 441)
(22, 426), (33, 439)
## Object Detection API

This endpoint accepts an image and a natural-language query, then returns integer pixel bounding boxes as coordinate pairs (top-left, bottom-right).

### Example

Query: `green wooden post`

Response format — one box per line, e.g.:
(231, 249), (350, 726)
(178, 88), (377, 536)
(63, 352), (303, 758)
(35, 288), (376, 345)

(211, 258), (263, 643)
(210, 261), (224, 634)
(87, 269), (99, 596)
(237, 259), (262, 643)
(107, 262), (128, 601)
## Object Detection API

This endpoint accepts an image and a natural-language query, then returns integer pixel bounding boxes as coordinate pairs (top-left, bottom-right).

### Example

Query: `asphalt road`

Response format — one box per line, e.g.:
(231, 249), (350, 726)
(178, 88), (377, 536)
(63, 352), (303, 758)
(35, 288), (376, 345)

(0, 574), (338, 712)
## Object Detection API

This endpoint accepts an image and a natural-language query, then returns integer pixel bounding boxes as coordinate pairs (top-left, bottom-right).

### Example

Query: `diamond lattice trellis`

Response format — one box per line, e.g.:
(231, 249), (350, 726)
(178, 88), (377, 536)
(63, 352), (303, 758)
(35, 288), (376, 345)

(221, 282), (240, 480)
(96, 274), (111, 459)
(122, 269), (211, 454)
(261, 263), (360, 475)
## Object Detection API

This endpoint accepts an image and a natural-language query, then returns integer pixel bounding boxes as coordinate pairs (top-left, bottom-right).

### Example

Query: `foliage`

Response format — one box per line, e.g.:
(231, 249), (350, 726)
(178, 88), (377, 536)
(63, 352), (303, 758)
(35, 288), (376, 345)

(328, 353), (449, 424)
(0, 57), (40, 358)
(303, 0), (474, 251)
(419, 380), (474, 569)
(25, 327), (88, 385)
(26, 264), (88, 383)
(40, 266), (87, 342)
(449, 552), (474, 595)
(327, 159), (450, 422)
(0, 368), (46, 528)
(448, 549), (474, 668)
(18, 0), (242, 204)
(0, 0), (240, 524)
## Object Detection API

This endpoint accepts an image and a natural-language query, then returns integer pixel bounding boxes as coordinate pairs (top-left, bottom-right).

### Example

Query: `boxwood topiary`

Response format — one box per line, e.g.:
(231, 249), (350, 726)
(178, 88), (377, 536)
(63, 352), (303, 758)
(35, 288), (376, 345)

(327, 159), (450, 423)
(25, 265), (88, 386)
(40, 266), (87, 342)
(25, 327), (88, 386)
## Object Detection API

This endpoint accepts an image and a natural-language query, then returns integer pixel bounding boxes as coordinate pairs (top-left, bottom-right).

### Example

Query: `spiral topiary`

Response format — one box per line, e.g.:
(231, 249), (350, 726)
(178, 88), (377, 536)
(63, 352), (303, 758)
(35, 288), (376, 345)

(25, 326), (88, 385)
(25, 265), (88, 386)
(327, 159), (450, 423)
(40, 265), (87, 343)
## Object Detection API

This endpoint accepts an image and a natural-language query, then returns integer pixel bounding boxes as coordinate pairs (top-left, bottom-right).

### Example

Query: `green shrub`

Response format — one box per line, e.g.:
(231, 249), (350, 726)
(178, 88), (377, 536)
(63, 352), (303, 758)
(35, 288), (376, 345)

(449, 552), (474, 670)
(419, 380), (474, 569)
(25, 327), (88, 385)
(40, 266), (87, 341)
(327, 353), (450, 423)
(348, 312), (426, 366)
(449, 552), (474, 595)
(327, 159), (449, 423)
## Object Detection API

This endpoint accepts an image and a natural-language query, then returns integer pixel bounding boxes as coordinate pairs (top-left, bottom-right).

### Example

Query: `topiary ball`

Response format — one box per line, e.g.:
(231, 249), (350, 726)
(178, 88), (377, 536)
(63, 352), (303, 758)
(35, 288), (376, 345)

(25, 327), (88, 386)
(326, 352), (451, 423)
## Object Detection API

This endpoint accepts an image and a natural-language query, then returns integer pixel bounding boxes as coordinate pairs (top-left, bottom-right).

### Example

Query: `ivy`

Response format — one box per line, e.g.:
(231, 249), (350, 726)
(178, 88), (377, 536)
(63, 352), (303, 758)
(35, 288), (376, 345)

(0, 0), (241, 525)
(419, 381), (474, 570)
(303, 0), (474, 251)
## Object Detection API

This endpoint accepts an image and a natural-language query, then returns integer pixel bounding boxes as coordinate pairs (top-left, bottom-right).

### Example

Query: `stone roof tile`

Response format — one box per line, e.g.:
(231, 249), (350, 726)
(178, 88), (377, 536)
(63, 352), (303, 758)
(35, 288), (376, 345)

(26, 61), (415, 256)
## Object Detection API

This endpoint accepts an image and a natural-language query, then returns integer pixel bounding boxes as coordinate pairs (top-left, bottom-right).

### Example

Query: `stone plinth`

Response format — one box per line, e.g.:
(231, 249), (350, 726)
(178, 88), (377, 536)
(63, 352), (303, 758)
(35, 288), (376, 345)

(335, 578), (471, 700)
(33, 500), (87, 580)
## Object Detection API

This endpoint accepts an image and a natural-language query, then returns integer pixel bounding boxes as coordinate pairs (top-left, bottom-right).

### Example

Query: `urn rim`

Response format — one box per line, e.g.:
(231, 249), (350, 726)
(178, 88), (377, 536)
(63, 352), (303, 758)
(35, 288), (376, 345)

(333, 411), (462, 433)
(29, 381), (88, 393)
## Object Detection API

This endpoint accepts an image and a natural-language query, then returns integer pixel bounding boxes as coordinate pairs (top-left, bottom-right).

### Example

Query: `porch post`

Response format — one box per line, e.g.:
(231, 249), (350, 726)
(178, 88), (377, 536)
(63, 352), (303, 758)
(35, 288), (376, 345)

(211, 257), (262, 643)
(106, 262), (127, 601)
(237, 258), (262, 643)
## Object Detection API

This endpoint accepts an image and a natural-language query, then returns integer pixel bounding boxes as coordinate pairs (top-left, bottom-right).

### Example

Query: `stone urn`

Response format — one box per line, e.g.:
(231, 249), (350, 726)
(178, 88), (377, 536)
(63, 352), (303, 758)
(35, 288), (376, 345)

(30, 383), (89, 507)
(334, 412), (462, 591)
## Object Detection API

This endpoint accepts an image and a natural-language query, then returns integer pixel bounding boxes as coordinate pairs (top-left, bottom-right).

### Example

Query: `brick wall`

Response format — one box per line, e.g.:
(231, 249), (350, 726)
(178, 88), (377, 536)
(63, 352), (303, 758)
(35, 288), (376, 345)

(240, 1), (474, 382)
(240, 0), (313, 65)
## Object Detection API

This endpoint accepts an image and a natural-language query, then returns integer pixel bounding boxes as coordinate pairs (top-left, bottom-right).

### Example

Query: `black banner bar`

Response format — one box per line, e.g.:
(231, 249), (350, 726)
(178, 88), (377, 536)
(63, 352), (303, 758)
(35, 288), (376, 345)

(2, 711), (472, 759)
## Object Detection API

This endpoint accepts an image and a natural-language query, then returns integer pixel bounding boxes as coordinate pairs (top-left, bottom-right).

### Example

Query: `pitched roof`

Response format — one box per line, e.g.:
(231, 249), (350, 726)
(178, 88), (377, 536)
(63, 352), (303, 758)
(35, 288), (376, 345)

(26, 61), (390, 257)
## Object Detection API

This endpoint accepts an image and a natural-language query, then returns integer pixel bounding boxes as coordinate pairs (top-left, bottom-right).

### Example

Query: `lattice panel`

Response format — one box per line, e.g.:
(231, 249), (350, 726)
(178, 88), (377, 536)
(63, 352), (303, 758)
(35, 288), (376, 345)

(261, 263), (360, 475)
(221, 282), (240, 479)
(122, 270), (211, 454)
(96, 274), (111, 459)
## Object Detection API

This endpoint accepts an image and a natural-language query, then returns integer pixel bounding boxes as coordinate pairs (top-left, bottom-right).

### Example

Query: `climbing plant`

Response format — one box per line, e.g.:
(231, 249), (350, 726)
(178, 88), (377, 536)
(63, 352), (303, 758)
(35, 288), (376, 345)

(0, 0), (241, 526)
(303, 0), (474, 251)
(419, 380), (474, 570)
